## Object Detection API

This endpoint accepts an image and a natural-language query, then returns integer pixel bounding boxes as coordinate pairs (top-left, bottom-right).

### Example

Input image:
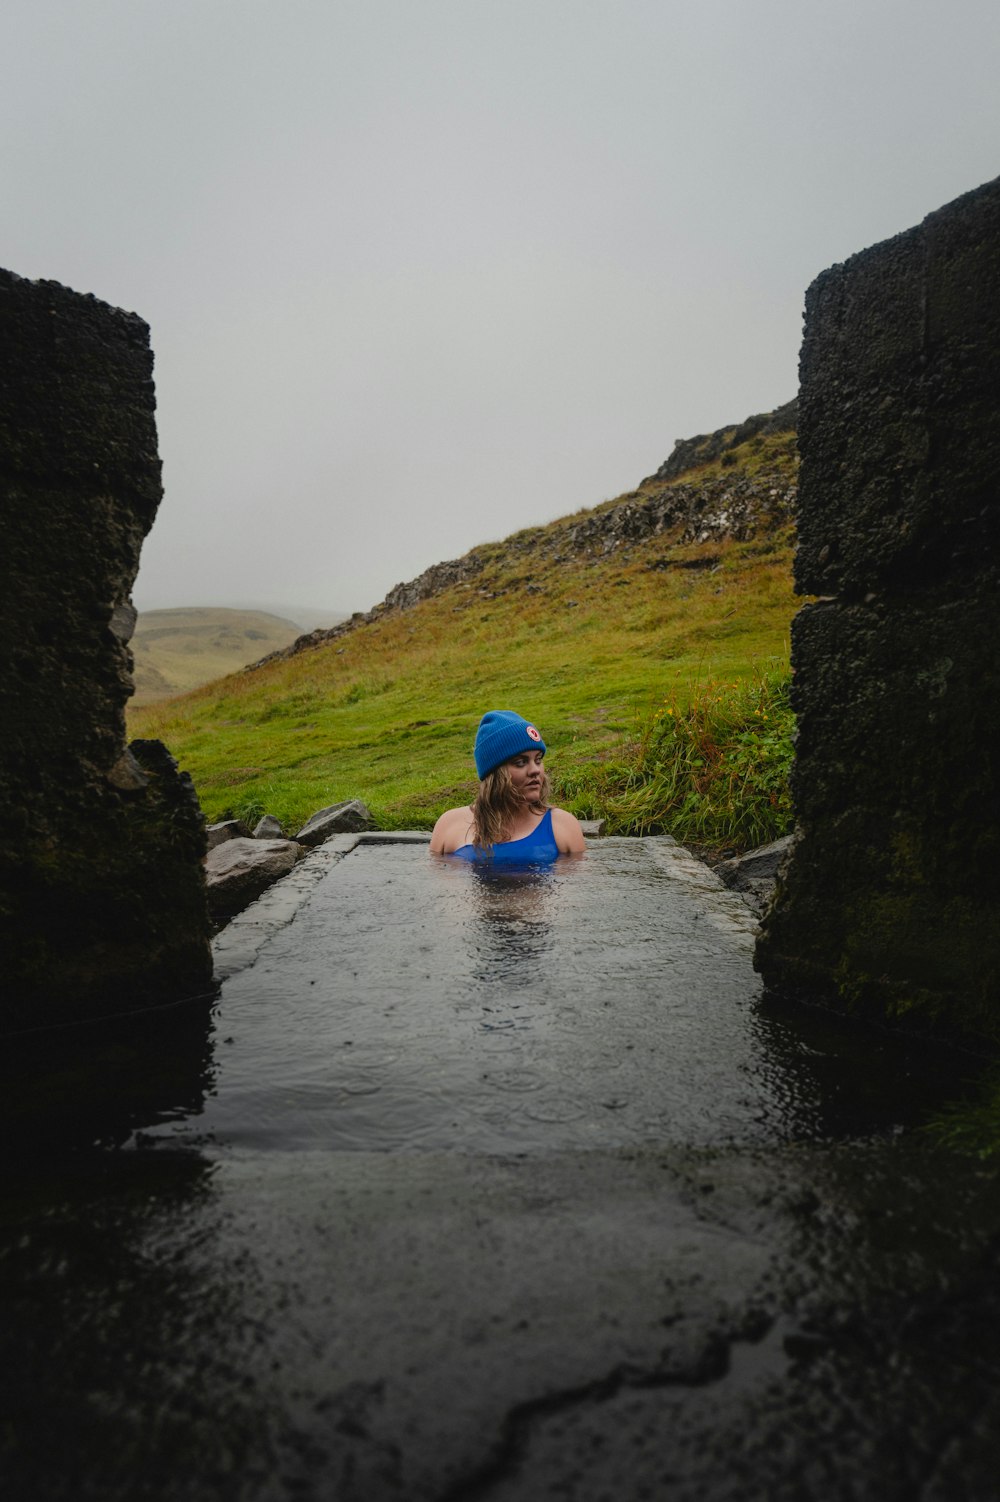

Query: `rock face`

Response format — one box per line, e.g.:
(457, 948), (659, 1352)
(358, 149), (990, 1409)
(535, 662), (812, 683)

(0, 269), (213, 1030)
(755, 176), (1000, 1042)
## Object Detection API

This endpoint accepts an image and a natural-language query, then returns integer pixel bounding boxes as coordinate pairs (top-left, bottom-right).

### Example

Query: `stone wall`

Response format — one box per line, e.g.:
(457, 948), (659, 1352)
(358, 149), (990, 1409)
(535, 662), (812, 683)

(0, 270), (212, 1030)
(755, 177), (1000, 1043)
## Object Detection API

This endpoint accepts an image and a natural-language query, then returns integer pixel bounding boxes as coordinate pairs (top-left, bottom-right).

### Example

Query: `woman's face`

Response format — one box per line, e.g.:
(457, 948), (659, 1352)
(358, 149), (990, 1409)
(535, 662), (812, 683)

(505, 749), (545, 801)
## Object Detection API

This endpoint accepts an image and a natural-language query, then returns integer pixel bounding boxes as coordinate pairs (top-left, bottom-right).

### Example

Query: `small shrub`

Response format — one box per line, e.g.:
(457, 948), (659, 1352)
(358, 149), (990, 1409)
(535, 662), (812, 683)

(564, 664), (795, 851)
(234, 794), (268, 827)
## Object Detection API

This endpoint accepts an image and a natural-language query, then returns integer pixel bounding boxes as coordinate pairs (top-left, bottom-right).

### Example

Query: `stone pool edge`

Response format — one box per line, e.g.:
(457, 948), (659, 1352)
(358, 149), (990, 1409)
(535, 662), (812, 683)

(211, 831), (431, 980)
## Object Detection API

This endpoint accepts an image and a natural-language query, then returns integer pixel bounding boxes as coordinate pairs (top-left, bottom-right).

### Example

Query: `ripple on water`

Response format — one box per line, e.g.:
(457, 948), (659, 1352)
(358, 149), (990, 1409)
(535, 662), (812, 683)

(337, 1048), (400, 1069)
(525, 1096), (587, 1124)
(485, 1068), (545, 1093)
(337, 1074), (383, 1097)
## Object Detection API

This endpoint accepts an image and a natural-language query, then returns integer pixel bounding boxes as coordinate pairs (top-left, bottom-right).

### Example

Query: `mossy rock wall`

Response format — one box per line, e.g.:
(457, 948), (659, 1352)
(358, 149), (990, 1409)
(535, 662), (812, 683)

(755, 176), (1000, 1042)
(0, 269), (212, 1030)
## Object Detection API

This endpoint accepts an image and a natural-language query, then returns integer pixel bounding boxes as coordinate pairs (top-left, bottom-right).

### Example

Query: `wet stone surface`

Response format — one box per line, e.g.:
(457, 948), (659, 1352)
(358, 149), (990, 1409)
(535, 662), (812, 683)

(2, 837), (999, 1500)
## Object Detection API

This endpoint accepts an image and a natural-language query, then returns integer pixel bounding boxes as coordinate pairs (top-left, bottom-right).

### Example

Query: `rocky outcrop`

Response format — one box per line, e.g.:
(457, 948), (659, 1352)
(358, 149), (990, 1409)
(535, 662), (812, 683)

(641, 398), (797, 485)
(381, 557), (486, 612)
(0, 269), (213, 1029)
(755, 176), (1000, 1043)
(552, 471), (795, 556)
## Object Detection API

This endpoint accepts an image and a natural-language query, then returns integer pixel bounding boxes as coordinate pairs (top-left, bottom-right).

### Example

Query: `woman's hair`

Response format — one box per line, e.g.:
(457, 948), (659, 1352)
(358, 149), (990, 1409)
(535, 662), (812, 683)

(472, 761), (551, 850)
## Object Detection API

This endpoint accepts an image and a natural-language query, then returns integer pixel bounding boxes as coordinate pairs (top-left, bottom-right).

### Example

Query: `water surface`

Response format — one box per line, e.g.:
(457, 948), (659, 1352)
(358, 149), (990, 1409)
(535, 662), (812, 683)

(138, 837), (973, 1157)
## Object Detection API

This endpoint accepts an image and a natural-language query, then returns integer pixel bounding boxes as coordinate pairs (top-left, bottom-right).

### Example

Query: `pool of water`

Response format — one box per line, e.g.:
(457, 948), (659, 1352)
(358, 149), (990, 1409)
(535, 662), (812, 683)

(36, 835), (968, 1160)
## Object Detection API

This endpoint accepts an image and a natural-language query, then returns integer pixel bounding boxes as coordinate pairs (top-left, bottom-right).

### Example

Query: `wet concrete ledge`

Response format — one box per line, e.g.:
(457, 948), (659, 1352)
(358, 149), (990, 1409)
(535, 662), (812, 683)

(212, 831), (430, 980)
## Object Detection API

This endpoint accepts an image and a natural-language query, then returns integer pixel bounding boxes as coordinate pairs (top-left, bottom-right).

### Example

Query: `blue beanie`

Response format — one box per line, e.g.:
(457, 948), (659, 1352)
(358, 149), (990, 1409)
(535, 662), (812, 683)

(474, 710), (546, 779)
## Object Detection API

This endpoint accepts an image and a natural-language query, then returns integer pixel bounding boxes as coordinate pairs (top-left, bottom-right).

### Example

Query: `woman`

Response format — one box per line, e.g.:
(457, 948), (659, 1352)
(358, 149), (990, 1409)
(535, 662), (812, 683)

(430, 710), (586, 862)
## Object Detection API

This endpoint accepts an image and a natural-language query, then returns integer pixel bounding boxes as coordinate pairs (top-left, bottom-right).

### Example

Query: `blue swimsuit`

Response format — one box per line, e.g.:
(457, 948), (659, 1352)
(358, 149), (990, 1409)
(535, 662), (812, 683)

(451, 807), (560, 865)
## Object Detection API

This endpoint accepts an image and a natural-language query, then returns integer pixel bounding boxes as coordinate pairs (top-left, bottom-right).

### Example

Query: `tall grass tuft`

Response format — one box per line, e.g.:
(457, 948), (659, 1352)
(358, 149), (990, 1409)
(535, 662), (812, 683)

(925, 1071), (1000, 1161)
(561, 664), (795, 850)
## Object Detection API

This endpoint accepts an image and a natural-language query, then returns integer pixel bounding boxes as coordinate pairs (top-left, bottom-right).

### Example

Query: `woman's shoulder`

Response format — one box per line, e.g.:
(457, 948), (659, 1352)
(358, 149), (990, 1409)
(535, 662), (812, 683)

(549, 805), (587, 855)
(429, 805), (476, 854)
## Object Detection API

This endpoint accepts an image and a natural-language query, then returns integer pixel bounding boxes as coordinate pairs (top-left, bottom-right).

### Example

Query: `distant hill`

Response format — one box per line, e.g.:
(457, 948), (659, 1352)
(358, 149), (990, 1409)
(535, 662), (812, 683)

(130, 607), (307, 705)
(217, 603), (350, 633)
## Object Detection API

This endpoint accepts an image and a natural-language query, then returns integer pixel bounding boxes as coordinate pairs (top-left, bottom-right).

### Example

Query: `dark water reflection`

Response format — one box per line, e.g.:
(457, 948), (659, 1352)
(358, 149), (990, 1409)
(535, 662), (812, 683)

(1, 840), (994, 1502)
(751, 985), (982, 1141)
(3, 992), (217, 1162)
(465, 862), (561, 1001)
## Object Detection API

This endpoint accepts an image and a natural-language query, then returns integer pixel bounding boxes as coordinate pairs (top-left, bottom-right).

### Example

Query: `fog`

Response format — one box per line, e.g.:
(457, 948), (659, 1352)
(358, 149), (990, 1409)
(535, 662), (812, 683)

(5, 0), (999, 620)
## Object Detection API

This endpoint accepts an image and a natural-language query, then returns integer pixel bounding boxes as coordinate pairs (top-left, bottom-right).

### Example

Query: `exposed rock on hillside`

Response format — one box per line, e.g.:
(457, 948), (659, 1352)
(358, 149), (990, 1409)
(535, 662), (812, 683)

(643, 398), (797, 484)
(382, 557), (482, 613)
(250, 402), (797, 671)
(555, 471), (795, 556)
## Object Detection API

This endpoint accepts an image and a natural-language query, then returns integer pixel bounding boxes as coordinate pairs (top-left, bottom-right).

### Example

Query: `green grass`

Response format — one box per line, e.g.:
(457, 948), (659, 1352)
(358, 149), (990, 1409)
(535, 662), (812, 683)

(129, 438), (799, 847)
(561, 665), (794, 846)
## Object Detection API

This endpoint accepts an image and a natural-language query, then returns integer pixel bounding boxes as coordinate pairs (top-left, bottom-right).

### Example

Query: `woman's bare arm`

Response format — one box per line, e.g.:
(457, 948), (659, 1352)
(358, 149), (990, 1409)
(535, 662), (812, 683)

(429, 806), (475, 854)
(551, 807), (587, 855)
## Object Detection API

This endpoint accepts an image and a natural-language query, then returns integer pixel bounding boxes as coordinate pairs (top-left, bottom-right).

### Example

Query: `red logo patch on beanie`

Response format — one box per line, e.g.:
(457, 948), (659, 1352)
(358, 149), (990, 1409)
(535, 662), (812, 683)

(526, 725), (541, 741)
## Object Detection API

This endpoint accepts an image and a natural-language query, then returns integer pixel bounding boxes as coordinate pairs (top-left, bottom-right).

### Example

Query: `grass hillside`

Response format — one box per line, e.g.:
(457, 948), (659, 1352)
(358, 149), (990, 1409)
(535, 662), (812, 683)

(129, 424), (799, 845)
(131, 608), (305, 705)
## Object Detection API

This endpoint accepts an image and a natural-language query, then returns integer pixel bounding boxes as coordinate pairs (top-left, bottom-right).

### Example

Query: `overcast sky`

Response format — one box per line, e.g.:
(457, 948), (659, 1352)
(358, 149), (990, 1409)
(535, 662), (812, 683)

(5, 1), (999, 620)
